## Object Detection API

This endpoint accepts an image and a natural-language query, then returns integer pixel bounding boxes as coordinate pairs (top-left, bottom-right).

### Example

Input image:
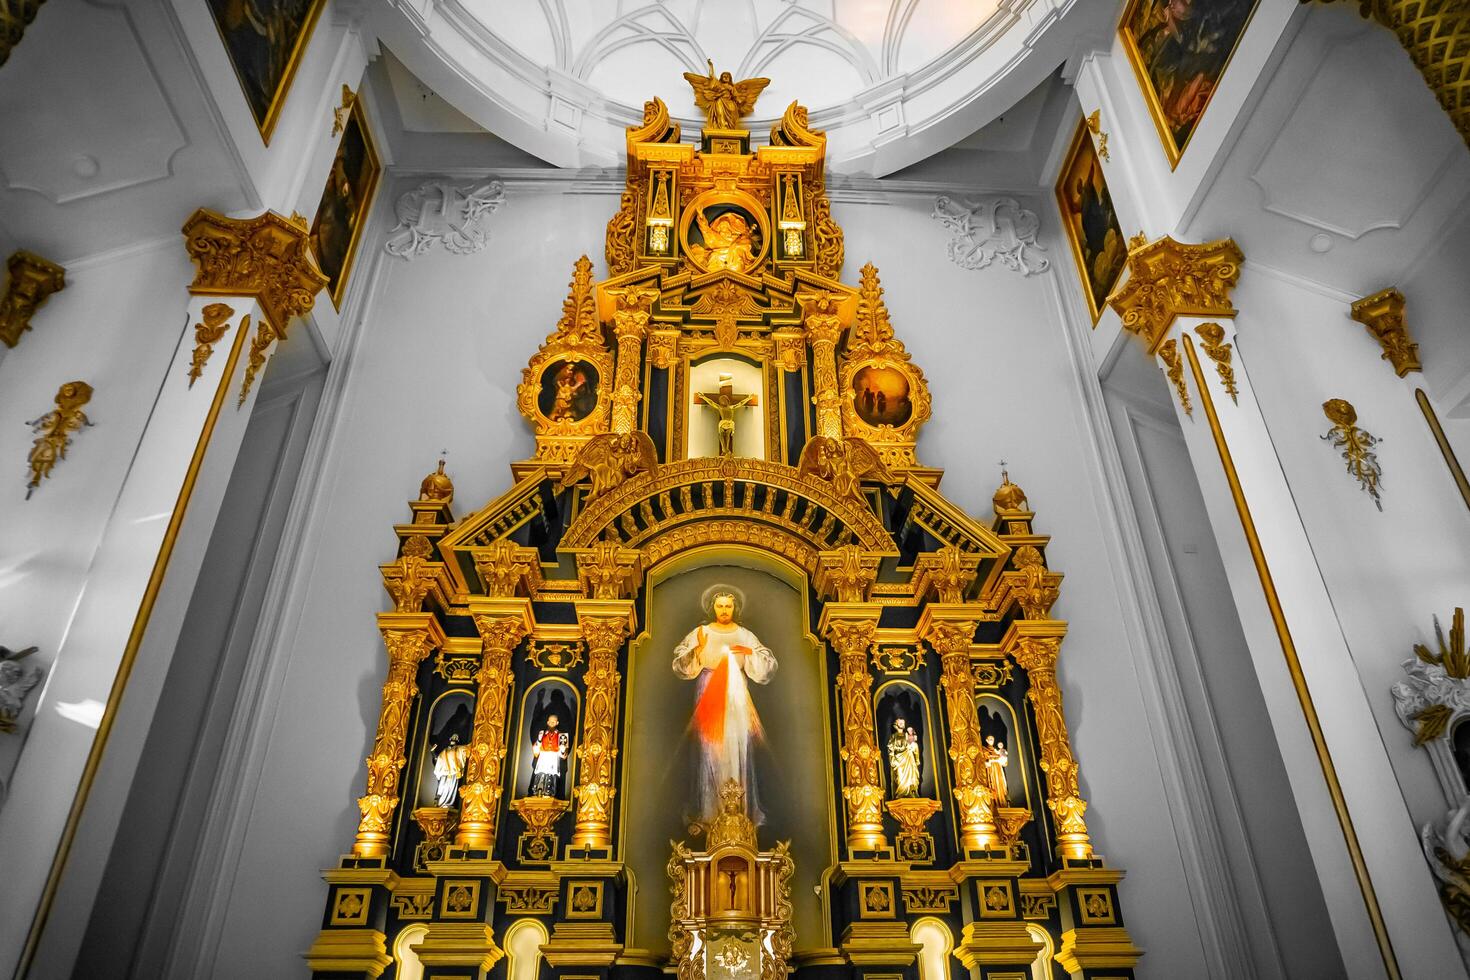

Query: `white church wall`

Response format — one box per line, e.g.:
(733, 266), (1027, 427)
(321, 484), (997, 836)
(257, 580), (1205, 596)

(172, 177), (1221, 977)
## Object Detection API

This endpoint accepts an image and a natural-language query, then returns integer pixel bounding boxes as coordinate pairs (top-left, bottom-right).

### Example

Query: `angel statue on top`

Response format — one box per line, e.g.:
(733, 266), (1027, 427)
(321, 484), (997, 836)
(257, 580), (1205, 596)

(683, 61), (770, 130)
(672, 586), (778, 825)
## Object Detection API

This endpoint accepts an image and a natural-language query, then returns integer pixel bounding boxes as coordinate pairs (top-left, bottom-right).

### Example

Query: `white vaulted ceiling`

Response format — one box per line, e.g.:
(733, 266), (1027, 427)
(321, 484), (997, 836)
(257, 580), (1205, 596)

(373, 0), (1114, 175)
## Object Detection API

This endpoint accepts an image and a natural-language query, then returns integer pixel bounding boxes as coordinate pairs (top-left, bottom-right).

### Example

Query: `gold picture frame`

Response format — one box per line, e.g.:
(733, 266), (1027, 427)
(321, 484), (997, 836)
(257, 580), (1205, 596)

(310, 97), (381, 310)
(1055, 120), (1126, 324)
(206, 0), (327, 144)
(1118, 0), (1260, 168)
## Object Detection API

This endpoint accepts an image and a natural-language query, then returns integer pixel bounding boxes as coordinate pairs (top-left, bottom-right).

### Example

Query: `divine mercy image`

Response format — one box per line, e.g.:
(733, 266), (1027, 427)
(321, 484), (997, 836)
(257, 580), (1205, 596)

(671, 588), (777, 825)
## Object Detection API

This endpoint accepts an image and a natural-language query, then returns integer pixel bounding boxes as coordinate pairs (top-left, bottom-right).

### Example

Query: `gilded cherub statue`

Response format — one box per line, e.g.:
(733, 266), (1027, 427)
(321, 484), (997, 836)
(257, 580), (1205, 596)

(683, 61), (770, 130)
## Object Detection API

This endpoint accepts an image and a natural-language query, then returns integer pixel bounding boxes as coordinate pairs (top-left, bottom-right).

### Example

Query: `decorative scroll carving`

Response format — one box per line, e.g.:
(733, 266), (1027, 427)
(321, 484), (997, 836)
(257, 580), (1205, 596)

(887, 797), (942, 863)
(236, 317), (273, 408)
(815, 545), (879, 603)
(925, 618), (997, 850)
(1350, 287), (1421, 376)
(572, 612), (631, 849)
(1085, 109), (1110, 161)
(826, 617), (886, 850)
(1011, 635), (1093, 860)
(915, 546), (980, 604)
(384, 535), (437, 613)
(1322, 398), (1383, 510)
(355, 622), (440, 856)
(457, 614), (528, 848)
(26, 380), (92, 499)
(1195, 322), (1238, 402)
(0, 643), (42, 734)
(511, 796), (571, 863)
(1106, 235), (1243, 353)
(384, 180), (506, 259)
(181, 209), (328, 335)
(606, 283), (659, 431)
(472, 540), (541, 598)
(1010, 546), (1060, 620)
(187, 302), (235, 388)
(575, 541), (644, 600)
(931, 196), (1049, 276)
(1158, 339), (1192, 416)
(0, 250), (65, 348)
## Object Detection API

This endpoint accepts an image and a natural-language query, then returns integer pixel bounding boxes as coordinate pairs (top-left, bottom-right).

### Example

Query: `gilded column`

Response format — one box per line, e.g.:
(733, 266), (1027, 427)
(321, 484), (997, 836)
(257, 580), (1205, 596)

(801, 290), (846, 438)
(354, 613), (446, 857)
(605, 284), (658, 433)
(826, 616), (887, 851)
(456, 608), (532, 848)
(1005, 626), (1092, 860)
(571, 605), (634, 849)
(1308, 0), (1470, 150)
(921, 609), (997, 851)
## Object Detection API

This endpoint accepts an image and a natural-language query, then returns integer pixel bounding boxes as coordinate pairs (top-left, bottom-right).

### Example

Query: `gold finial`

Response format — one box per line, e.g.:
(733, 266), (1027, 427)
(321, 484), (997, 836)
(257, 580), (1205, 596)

(682, 61), (771, 130)
(419, 457), (454, 503)
(992, 462), (1028, 514)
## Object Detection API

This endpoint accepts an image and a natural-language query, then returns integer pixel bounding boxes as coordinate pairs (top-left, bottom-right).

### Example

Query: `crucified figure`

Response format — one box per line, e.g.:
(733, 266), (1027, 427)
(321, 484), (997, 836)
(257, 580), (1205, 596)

(694, 373), (758, 457)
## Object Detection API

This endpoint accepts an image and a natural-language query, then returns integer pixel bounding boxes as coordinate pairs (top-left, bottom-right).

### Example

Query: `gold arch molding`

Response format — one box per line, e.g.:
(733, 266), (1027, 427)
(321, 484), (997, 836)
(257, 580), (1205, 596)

(560, 456), (896, 575)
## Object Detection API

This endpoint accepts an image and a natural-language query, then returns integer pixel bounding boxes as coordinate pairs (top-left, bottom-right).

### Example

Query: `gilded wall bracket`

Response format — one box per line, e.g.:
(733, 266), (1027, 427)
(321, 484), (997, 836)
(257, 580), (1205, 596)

(0, 250), (65, 348)
(1106, 235), (1243, 353)
(1350, 287), (1421, 377)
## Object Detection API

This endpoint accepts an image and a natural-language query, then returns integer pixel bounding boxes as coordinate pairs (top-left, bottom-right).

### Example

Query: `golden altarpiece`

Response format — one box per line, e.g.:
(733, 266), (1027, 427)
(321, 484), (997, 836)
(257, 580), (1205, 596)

(307, 78), (1142, 980)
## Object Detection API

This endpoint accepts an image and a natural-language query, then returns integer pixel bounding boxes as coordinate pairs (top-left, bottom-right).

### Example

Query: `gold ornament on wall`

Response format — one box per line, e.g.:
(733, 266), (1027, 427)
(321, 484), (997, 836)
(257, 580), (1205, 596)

(1158, 339), (1192, 416)
(1085, 109), (1110, 161)
(1321, 398), (1383, 510)
(332, 84), (356, 137)
(0, 250), (65, 348)
(26, 380), (93, 498)
(1194, 322), (1238, 402)
(1350, 287), (1421, 377)
(187, 302), (235, 388)
(236, 316), (273, 408)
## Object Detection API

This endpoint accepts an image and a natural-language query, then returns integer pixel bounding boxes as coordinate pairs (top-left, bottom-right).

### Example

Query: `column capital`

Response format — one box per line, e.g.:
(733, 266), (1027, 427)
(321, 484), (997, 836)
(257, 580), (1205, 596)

(181, 208), (329, 336)
(821, 615), (880, 655)
(1106, 235), (1243, 353)
(0, 250), (66, 348)
(573, 540), (644, 600)
(467, 598), (534, 649)
(913, 546), (980, 604)
(574, 602), (635, 650)
(603, 282), (658, 340)
(815, 544), (880, 603)
(1350, 286), (1421, 376)
(917, 605), (981, 654)
(472, 540), (544, 597)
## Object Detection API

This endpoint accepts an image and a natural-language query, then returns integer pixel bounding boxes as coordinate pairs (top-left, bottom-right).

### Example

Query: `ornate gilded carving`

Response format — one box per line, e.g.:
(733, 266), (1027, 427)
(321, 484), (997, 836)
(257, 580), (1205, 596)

(499, 882), (560, 914)
(332, 84), (356, 137)
(1322, 398), (1383, 509)
(1308, 0), (1470, 150)
(801, 289), (846, 438)
(517, 255), (616, 467)
(419, 458), (454, 503)
(411, 805), (457, 870)
(925, 618), (998, 850)
(606, 283), (659, 431)
(527, 640), (584, 672)
(572, 611), (631, 849)
(886, 797), (942, 862)
(796, 435), (896, 499)
(575, 541), (644, 600)
(826, 616), (886, 850)
(561, 431), (658, 499)
(1194, 322), (1238, 402)
(992, 468), (1029, 515)
(235, 316), (273, 408)
(1010, 546), (1060, 620)
(683, 61), (770, 130)
(902, 882), (958, 913)
(1158, 339), (1192, 416)
(1010, 635), (1093, 860)
(607, 186), (639, 276)
(26, 380), (92, 498)
(1106, 235), (1243, 353)
(0, 1), (47, 68)
(511, 795), (571, 862)
(472, 540), (542, 598)
(383, 535), (438, 613)
(186, 303), (235, 388)
(815, 545), (879, 603)
(355, 621), (441, 857)
(1085, 108), (1110, 161)
(838, 264), (932, 467)
(915, 546), (980, 604)
(181, 209), (329, 335)
(1350, 287), (1421, 376)
(0, 250), (65, 348)
(456, 614), (529, 848)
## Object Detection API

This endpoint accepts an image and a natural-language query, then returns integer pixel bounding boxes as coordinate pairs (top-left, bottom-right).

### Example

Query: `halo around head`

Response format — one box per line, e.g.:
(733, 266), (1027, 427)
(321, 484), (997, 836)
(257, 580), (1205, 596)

(700, 583), (746, 619)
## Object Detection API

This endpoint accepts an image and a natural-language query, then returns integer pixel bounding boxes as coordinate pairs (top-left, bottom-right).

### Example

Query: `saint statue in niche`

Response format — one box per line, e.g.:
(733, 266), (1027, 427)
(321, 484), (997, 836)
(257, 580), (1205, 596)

(429, 701), (472, 806)
(887, 717), (921, 799)
(529, 713), (570, 797)
(672, 587), (777, 824)
(982, 734), (1010, 807)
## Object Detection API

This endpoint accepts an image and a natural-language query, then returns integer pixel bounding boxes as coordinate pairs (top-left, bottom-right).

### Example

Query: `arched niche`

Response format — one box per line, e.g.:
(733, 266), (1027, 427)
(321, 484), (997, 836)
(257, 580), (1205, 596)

(874, 678), (941, 801)
(413, 690), (474, 809)
(503, 918), (549, 980)
(510, 677), (580, 802)
(976, 692), (1033, 812)
(911, 916), (954, 980)
(393, 923), (430, 980)
(684, 352), (770, 461)
(1026, 922), (1056, 980)
(623, 544), (833, 958)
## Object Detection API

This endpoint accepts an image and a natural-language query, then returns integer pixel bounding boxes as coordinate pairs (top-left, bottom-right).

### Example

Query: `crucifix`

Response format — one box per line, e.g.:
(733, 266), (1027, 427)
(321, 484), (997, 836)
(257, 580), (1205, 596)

(694, 373), (759, 457)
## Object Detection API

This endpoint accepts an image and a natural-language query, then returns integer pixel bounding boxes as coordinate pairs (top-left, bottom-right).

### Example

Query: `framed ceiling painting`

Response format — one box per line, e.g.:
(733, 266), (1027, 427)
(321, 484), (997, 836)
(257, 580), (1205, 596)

(310, 98), (381, 310)
(1119, 0), (1259, 168)
(206, 0), (327, 143)
(1055, 121), (1126, 324)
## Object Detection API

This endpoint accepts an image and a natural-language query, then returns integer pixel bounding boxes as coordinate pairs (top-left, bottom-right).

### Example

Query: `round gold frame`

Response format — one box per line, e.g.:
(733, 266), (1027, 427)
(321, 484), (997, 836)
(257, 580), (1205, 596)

(678, 189), (771, 275)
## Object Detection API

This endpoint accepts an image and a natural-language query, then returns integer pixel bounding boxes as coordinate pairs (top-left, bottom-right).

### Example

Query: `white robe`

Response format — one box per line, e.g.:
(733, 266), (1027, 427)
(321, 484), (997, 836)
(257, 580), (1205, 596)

(672, 623), (777, 822)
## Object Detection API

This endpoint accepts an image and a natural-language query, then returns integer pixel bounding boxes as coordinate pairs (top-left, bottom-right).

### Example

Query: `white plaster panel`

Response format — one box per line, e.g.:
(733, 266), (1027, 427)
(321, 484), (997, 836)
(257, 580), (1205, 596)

(188, 185), (1213, 977)
(0, 1), (185, 204)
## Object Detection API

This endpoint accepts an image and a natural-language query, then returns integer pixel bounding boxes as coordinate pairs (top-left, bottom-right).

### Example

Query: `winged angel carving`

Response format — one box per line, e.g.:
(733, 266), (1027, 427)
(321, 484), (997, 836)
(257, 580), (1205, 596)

(561, 431), (659, 499)
(797, 436), (896, 498)
(683, 61), (770, 129)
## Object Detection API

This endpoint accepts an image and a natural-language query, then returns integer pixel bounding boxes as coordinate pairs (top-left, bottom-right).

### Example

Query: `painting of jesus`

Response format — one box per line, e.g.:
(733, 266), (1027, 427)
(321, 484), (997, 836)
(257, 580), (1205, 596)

(671, 586), (777, 825)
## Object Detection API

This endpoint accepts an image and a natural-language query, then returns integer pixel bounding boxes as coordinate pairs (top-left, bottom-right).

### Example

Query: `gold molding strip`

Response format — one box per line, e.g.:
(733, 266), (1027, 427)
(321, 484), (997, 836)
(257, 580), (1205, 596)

(1417, 388), (1470, 514)
(17, 316), (255, 976)
(1181, 334), (1400, 979)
